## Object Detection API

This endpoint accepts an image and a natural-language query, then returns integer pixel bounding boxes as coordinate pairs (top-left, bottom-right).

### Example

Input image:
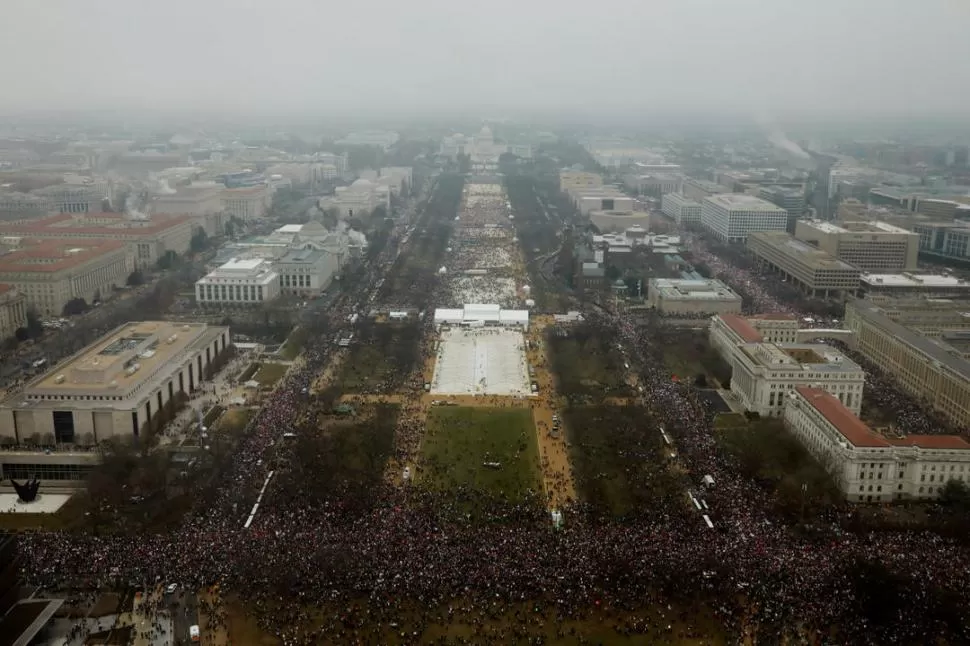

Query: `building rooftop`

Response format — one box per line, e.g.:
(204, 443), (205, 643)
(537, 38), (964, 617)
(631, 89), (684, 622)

(741, 342), (861, 373)
(220, 258), (265, 271)
(705, 194), (787, 211)
(0, 213), (190, 237)
(6, 322), (223, 403)
(861, 273), (970, 288)
(795, 386), (890, 447)
(849, 300), (970, 381)
(684, 178), (728, 192)
(801, 219), (912, 235)
(795, 385), (970, 450)
(750, 231), (858, 271)
(652, 278), (741, 301)
(279, 248), (325, 264)
(0, 239), (126, 273)
(720, 313), (763, 342)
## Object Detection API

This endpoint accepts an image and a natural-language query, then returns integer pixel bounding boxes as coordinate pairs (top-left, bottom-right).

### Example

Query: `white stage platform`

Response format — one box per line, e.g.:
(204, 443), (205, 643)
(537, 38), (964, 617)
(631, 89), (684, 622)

(431, 328), (531, 396)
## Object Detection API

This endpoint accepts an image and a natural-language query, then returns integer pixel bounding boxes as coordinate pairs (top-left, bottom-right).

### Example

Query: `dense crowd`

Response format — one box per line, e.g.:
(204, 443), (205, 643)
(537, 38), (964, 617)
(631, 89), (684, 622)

(16, 207), (970, 645)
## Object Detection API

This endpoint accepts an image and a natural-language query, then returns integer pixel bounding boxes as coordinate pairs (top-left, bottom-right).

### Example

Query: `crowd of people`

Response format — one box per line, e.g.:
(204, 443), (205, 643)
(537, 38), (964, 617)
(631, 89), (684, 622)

(16, 200), (970, 645)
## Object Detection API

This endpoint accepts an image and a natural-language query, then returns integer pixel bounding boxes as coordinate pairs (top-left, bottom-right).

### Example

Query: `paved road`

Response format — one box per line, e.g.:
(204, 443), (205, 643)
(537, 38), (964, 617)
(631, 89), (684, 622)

(169, 588), (198, 646)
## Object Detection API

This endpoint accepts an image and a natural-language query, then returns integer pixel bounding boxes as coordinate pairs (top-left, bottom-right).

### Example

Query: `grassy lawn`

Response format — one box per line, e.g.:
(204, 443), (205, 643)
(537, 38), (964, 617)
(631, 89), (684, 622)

(280, 327), (309, 360)
(421, 407), (541, 504)
(547, 324), (632, 401)
(254, 362), (288, 387)
(653, 328), (732, 388)
(216, 408), (254, 435)
(338, 321), (420, 393)
(713, 412), (748, 429)
(565, 406), (681, 519)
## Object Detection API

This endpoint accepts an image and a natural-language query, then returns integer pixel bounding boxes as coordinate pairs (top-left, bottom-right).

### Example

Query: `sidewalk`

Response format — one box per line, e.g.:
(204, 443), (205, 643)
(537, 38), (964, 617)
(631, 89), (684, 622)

(117, 588), (173, 646)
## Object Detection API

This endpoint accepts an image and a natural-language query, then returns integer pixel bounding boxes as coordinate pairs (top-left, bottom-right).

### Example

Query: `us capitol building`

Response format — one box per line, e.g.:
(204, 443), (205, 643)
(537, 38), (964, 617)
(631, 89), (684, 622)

(439, 126), (532, 172)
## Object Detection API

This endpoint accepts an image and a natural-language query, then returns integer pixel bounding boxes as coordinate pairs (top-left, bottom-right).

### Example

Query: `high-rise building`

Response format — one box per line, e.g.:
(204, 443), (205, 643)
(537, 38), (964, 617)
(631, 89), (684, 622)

(700, 194), (788, 242)
(758, 185), (806, 217)
(747, 231), (861, 298)
(793, 220), (919, 272)
(682, 178), (729, 201)
(661, 193), (702, 226)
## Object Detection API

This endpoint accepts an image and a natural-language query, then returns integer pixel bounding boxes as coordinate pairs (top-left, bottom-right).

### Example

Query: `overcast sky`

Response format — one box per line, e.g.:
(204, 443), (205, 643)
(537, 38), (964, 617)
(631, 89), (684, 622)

(2, 0), (969, 118)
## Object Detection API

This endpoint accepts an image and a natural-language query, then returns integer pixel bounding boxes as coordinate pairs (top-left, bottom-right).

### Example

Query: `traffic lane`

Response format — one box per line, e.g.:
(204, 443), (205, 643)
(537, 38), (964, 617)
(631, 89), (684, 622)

(168, 588), (199, 644)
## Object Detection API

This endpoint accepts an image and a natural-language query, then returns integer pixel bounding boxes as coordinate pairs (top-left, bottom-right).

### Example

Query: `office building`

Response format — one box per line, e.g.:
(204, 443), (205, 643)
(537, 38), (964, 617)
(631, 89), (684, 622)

(836, 198), (871, 222)
(150, 184), (224, 218)
(32, 184), (103, 214)
(758, 185), (806, 217)
(222, 185), (272, 220)
(700, 194), (788, 243)
(709, 313), (799, 355)
(647, 278), (742, 315)
(916, 198), (970, 220)
(0, 239), (132, 316)
(794, 220), (919, 272)
(319, 178), (391, 219)
(725, 341), (864, 417)
(661, 193), (702, 226)
(0, 191), (53, 221)
(195, 258), (280, 306)
(859, 273), (970, 299)
(0, 285), (27, 340)
(747, 231), (860, 298)
(683, 178), (729, 201)
(845, 299), (970, 429)
(336, 130), (400, 150)
(559, 170), (603, 191)
(0, 321), (230, 446)
(276, 248), (339, 297)
(375, 167), (413, 196)
(624, 173), (682, 197)
(0, 212), (193, 266)
(784, 386), (970, 503)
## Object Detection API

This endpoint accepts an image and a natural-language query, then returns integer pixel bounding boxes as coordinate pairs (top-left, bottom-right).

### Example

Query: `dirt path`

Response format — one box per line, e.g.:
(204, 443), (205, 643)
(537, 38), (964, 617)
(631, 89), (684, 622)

(526, 315), (577, 509)
(311, 348), (348, 393)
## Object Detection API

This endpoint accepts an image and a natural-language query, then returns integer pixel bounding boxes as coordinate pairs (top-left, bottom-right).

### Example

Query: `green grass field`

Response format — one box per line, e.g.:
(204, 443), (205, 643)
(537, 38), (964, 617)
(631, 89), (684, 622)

(422, 407), (541, 504)
(254, 362), (288, 387)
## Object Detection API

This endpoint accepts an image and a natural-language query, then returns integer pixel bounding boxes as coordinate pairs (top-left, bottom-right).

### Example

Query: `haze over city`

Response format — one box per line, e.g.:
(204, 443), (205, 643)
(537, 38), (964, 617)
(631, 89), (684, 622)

(2, 0), (970, 117)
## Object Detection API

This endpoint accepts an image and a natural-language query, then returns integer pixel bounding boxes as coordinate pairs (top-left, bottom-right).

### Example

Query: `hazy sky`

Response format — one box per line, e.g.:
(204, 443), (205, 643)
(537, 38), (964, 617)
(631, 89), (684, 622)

(2, 0), (969, 118)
